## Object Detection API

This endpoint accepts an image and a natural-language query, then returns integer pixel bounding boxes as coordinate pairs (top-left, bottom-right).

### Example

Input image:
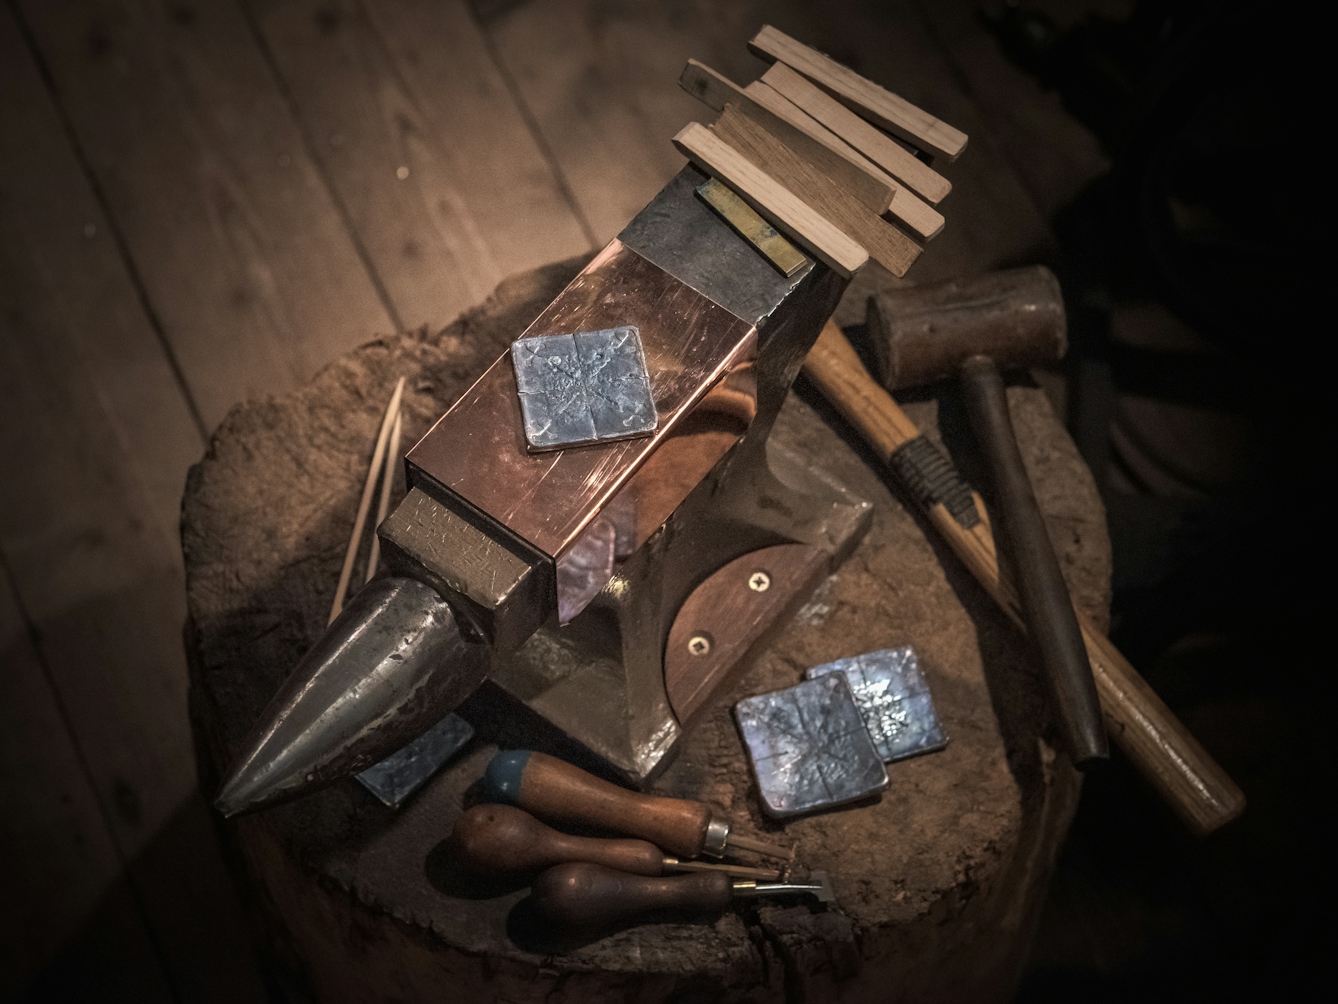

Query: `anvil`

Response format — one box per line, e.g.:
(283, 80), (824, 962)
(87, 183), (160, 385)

(216, 166), (872, 816)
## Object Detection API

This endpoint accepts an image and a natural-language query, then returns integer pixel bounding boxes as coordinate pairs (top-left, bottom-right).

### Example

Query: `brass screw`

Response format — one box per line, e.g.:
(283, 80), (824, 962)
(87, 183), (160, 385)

(688, 634), (712, 656)
(748, 571), (771, 592)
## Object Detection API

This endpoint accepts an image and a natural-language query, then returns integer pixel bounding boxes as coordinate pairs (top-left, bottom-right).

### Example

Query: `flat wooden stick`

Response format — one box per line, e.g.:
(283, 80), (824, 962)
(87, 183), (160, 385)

(748, 25), (968, 162)
(364, 404), (403, 585)
(329, 376), (405, 623)
(673, 122), (868, 277)
(760, 63), (952, 205)
(679, 59), (894, 214)
(712, 105), (924, 274)
(802, 320), (1245, 836)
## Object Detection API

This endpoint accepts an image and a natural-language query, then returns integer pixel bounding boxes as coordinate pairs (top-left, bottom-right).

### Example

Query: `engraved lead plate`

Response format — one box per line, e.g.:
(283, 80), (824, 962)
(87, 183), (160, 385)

(734, 674), (888, 818)
(511, 325), (657, 451)
(807, 647), (948, 763)
(356, 713), (474, 810)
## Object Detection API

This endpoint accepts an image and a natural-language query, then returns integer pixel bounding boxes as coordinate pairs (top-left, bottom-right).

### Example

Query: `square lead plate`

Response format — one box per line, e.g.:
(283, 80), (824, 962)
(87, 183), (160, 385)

(734, 674), (888, 819)
(511, 325), (658, 451)
(807, 647), (948, 763)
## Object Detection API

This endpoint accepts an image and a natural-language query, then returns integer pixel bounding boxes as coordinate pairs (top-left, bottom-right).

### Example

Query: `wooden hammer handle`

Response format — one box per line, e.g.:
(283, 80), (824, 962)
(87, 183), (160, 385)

(803, 321), (1245, 835)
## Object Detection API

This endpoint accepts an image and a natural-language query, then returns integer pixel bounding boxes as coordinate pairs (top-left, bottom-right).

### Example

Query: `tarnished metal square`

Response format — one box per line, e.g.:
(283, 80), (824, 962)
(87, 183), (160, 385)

(356, 713), (474, 810)
(511, 326), (657, 451)
(734, 674), (888, 819)
(807, 647), (948, 763)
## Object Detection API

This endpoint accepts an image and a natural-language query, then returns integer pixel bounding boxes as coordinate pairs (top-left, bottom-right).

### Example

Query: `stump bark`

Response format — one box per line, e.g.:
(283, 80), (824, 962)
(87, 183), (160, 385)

(184, 257), (1110, 1003)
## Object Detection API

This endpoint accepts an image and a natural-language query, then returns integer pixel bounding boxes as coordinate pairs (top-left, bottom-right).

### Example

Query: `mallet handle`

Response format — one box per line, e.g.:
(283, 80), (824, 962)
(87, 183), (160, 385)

(960, 355), (1108, 767)
(803, 321), (1245, 835)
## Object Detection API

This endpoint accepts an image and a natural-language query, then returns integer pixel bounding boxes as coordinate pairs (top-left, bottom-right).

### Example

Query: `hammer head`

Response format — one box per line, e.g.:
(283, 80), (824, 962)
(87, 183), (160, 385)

(865, 265), (1066, 391)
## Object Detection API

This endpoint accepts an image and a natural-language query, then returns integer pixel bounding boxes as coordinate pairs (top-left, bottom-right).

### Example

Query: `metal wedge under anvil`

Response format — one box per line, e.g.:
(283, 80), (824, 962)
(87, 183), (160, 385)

(215, 165), (874, 816)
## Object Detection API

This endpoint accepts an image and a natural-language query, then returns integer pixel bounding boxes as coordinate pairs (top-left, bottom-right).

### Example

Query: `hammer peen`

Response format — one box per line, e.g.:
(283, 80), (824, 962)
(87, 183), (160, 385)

(867, 266), (1107, 767)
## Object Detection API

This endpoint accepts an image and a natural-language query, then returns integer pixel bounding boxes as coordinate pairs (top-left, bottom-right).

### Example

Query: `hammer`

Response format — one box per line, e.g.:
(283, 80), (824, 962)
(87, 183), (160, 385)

(802, 305), (1246, 835)
(866, 266), (1107, 767)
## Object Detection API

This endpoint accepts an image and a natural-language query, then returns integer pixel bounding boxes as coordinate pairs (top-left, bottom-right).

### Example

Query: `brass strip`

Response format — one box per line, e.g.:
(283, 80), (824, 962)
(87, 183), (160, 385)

(696, 178), (808, 277)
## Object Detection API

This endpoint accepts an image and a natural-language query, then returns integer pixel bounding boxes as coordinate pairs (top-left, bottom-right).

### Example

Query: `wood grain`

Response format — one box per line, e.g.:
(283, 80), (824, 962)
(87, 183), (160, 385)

(709, 107), (921, 275)
(749, 24), (969, 161)
(673, 123), (868, 277)
(760, 62), (953, 206)
(17, 0), (396, 429)
(246, 0), (592, 333)
(804, 321), (1246, 835)
(678, 59), (893, 214)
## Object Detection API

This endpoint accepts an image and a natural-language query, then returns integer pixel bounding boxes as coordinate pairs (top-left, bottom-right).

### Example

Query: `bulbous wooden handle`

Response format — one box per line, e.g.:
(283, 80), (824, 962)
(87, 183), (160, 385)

(483, 751), (714, 857)
(531, 863), (732, 929)
(449, 804), (664, 875)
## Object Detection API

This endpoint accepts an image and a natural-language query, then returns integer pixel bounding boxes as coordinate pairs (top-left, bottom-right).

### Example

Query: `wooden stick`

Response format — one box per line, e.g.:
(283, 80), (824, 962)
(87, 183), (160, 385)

(802, 321), (1246, 836)
(760, 63), (952, 205)
(748, 25), (968, 162)
(672, 123), (868, 277)
(717, 99), (943, 244)
(679, 59), (894, 215)
(329, 377), (405, 623)
(712, 106), (924, 274)
(364, 404), (403, 585)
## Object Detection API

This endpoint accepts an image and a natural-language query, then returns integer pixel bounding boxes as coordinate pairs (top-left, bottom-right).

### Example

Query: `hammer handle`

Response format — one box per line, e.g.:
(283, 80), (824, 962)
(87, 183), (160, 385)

(959, 356), (1108, 767)
(803, 321), (1245, 835)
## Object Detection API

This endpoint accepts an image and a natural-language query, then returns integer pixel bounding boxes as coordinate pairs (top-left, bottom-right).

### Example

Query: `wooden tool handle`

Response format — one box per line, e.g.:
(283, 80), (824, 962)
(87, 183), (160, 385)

(448, 804), (665, 876)
(960, 356), (1108, 767)
(803, 321), (1246, 835)
(483, 751), (714, 858)
(531, 863), (732, 930)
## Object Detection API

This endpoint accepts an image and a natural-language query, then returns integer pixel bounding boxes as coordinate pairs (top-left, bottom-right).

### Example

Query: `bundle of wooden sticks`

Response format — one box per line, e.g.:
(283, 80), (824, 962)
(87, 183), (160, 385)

(675, 25), (963, 279)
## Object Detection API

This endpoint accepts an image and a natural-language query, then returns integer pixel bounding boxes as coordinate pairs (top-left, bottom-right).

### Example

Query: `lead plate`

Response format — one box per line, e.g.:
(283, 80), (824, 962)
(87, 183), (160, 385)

(734, 674), (888, 819)
(511, 325), (658, 451)
(356, 712), (474, 810)
(807, 647), (948, 763)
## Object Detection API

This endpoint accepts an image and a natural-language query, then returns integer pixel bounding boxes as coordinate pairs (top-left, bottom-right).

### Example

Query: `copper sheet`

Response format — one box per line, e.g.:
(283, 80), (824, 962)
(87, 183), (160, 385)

(407, 242), (757, 562)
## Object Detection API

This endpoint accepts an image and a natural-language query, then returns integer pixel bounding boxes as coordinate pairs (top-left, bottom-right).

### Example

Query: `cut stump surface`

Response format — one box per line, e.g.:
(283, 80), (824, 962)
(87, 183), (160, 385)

(185, 257), (1110, 1003)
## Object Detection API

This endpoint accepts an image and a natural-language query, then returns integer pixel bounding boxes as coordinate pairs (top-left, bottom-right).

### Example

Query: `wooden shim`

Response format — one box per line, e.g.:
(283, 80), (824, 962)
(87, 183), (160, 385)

(749, 24), (969, 162)
(711, 107), (921, 278)
(679, 59), (892, 215)
(672, 123), (867, 277)
(761, 62), (952, 205)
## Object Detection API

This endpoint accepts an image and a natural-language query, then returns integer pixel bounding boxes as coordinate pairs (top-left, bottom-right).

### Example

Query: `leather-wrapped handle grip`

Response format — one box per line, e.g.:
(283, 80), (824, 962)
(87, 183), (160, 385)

(531, 863), (732, 929)
(482, 751), (714, 857)
(960, 355), (1108, 767)
(802, 320), (1245, 835)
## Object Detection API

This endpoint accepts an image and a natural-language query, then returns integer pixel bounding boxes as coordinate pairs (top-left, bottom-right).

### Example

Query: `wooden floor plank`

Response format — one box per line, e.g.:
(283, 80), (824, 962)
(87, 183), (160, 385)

(16, 0), (397, 430)
(0, 570), (134, 994)
(246, 0), (593, 333)
(478, 0), (832, 244)
(1, 12), (264, 1001)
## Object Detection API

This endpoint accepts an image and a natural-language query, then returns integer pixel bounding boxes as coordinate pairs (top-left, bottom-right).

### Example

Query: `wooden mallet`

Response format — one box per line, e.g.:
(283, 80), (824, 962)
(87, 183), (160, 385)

(866, 266), (1106, 767)
(804, 287), (1246, 835)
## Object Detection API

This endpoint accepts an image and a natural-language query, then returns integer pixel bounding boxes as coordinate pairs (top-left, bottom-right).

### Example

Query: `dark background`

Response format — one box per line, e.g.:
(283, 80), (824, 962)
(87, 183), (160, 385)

(1, 0), (1320, 1000)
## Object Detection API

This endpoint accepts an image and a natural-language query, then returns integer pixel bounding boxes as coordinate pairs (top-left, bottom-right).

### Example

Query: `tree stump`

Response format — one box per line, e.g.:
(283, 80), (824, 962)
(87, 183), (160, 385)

(185, 257), (1110, 1003)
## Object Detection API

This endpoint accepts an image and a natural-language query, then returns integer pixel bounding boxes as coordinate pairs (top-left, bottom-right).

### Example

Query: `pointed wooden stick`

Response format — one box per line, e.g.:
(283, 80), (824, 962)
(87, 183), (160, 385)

(329, 377), (405, 623)
(365, 405), (403, 585)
